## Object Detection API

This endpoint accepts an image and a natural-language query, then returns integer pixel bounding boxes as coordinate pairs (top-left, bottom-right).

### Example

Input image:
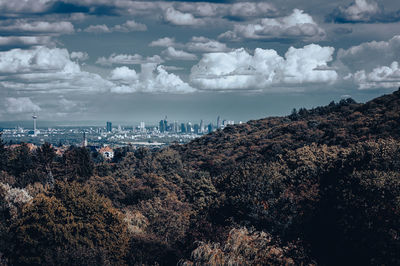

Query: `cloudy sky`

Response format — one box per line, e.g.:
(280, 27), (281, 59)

(0, 0), (400, 125)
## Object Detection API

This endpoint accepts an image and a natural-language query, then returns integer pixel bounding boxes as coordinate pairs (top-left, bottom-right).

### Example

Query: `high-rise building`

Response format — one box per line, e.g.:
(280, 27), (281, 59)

(181, 123), (186, 133)
(159, 120), (165, 132)
(106, 122), (112, 132)
(186, 122), (192, 133)
(173, 121), (178, 133)
(139, 122), (146, 133)
(208, 123), (213, 133)
(217, 116), (222, 129)
(194, 124), (200, 134)
(200, 119), (204, 134)
(164, 116), (168, 132)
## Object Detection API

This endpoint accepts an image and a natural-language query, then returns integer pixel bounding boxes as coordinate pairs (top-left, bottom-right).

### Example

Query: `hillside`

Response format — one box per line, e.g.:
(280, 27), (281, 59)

(1, 89), (400, 265)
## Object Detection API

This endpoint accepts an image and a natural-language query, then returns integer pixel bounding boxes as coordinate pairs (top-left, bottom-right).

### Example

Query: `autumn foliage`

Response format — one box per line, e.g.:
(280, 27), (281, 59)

(1, 89), (400, 265)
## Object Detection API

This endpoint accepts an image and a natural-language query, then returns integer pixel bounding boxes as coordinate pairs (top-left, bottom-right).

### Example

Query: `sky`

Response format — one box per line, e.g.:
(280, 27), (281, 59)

(0, 0), (400, 125)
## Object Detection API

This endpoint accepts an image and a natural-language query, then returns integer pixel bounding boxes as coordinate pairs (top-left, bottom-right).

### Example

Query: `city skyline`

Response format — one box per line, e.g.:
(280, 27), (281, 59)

(0, 0), (399, 122)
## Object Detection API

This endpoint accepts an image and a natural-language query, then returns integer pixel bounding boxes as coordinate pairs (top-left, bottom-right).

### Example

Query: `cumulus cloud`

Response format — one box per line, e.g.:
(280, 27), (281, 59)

(190, 44), (337, 91)
(149, 37), (177, 47)
(96, 53), (164, 66)
(112, 20), (147, 32)
(0, 36), (53, 47)
(149, 36), (230, 53)
(58, 96), (77, 111)
(83, 20), (147, 33)
(163, 7), (204, 26)
(346, 61), (400, 90)
(228, 2), (277, 20)
(110, 64), (196, 94)
(0, 20), (74, 35)
(336, 35), (400, 74)
(84, 24), (111, 33)
(328, 0), (400, 23)
(0, 0), (53, 14)
(173, 2), (278, 21)
(70, 51), (89, 61)
(161, 47), (197, 61)
(186, 36), (230, 52)
(219, 9), (325, 42)
(0, 46), (113, 93)
(4, 97), (41, 114)
(110, 66), (139, 82)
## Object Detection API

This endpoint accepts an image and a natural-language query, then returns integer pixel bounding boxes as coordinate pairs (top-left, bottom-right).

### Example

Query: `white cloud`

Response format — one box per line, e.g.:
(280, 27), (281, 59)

(0, 0), (52, 14)
(219, 9), (325, 41)
(162, 47), (197, 61)
(190, 44), (337, 91)
(174, 2), (278, 20)
(336, 35), (400, 74)
(0, 20), (74, 35)
(0, 46), (113, 93)
(70, 51), (89, 61)
(110, 64), (196, 94)
(163, 7), (204, 26)
(84, 24), (111, 33)
(348, 61), (400, 89)
(0, 36), (53, 47)
(149, 37), (177, 47)
(186, 37), (230, 52)
(110, 66), (139, 82)
(329, 0), (382, 23)
(58, 96), (77, 111)
(96, 53), (164, 66)
(111, 20), (147, 32)
(175, 2), (220, 17)
(4, 97), (41, 114)
(228, 2), (277, 19)
(149, 36), (229, 53)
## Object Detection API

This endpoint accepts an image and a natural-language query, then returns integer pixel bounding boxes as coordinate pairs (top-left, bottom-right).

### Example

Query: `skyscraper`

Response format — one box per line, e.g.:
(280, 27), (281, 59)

(106, 122), (112, 132)
(186, 122), (192, 133)
(181, 123), (186, 133)
(159, 120), (165, 132)
(217, 116), (222, 129)
(194, 124), (200, 134)
(139, 122), (146, 133)
(200, 119), (204, 134)
(208, 123), (213, 133)
(164, 116), (168, 132)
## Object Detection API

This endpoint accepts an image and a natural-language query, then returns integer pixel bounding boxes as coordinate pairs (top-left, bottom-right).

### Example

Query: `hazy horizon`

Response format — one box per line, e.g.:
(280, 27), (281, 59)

(0, 0), (399, 122)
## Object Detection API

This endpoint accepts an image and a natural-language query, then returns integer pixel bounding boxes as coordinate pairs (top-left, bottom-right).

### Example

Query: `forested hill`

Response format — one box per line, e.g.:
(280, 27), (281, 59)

(176, 88), (400, 174)
(1, 89), (400, 266)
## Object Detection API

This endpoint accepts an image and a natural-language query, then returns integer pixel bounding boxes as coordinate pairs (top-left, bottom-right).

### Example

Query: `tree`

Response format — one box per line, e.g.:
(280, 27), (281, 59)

(62, 146), (94, 182)
(7, 182), (129, 265)
(0, 133), (7, 172)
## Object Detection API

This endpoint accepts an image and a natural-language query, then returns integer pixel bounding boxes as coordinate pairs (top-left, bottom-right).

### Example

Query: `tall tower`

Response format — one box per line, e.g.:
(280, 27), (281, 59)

(82, 131), (88, 147)
(32, 114), (38, 136)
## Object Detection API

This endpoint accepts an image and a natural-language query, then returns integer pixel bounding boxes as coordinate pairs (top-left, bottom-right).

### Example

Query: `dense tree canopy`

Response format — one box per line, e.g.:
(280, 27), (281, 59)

(2, 89), (400, 265)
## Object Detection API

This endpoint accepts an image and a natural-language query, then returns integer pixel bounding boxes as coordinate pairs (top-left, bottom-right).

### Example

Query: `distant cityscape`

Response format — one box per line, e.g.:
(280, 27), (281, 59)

(0, 114), (241, 149)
